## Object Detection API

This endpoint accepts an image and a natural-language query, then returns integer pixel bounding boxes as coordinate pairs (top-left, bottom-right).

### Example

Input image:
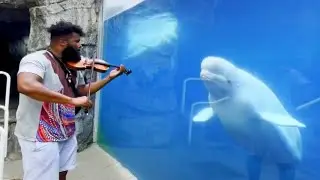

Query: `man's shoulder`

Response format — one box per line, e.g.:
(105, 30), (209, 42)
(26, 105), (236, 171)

(17, 50), (50, 78)
(22, 50), (48, 61)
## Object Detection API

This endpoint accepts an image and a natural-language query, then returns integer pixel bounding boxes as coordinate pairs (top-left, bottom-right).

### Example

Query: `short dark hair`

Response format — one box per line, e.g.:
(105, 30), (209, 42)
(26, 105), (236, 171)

(47, 20), (85, 39)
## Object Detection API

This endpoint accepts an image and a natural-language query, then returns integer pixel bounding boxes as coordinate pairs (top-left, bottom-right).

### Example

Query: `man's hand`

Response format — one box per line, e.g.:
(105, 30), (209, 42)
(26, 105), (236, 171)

(69, 96), (93, 108)
(108, 64), (126, 79)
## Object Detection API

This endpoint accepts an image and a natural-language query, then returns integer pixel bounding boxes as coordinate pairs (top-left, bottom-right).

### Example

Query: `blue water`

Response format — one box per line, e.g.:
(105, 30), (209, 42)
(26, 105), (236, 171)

(98, 0), (320, 179)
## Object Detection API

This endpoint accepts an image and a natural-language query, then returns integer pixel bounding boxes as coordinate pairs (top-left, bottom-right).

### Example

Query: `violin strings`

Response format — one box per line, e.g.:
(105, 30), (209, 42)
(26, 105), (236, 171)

(87, 58), (95, 99)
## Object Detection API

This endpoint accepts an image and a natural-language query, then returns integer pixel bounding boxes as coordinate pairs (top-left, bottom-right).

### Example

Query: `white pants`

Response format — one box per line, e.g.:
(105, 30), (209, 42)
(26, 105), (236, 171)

(18, 135), (78, 180)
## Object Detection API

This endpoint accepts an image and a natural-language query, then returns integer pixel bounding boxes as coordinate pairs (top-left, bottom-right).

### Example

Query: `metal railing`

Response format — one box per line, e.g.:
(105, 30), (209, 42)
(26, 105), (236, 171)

(0, 127), (5, 180)
(180, 77), (202, 144)
(180, 77), (202, 114)
(0, 71), (11, 180)
(180, 77), (230, 145)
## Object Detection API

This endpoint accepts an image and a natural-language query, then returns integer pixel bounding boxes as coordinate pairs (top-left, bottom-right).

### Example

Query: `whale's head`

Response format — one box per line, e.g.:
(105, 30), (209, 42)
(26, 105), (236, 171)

(200, 56), (237, 99)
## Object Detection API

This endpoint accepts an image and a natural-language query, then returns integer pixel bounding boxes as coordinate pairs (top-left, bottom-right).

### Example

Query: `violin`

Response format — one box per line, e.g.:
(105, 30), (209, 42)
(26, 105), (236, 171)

(66, 58), (132, 114)
(66, 58), (132, 75)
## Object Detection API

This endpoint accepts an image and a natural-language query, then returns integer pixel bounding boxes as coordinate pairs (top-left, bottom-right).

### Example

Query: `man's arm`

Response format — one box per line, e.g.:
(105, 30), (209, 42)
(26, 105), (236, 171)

(17, 56), (73, 104)
(76, 63), (126, 96)
(17, 72), (73, 104)
(77, 75), (114, 96)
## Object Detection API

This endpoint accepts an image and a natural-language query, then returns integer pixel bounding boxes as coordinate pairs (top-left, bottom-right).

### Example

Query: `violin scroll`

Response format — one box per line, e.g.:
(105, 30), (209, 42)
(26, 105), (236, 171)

(114, 65), (132, 76)
(124, 68), (132, 75)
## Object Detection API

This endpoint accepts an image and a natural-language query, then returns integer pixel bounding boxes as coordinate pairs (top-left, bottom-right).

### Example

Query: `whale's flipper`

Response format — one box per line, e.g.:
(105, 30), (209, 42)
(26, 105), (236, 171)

(247, 155), (262, 180)
(193, 107), (214, 122)
(259, 112), (306, 128)
(278, 163), (296, 180)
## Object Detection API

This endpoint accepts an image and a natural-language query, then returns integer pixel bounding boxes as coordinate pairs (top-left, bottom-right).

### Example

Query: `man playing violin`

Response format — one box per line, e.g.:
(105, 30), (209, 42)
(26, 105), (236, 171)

(15, 20), (125, 180)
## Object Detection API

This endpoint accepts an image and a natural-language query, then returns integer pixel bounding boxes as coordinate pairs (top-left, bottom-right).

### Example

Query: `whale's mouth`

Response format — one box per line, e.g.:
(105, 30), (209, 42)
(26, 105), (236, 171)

(200, 70), (232, 99)
(200, 71), (230, 84)
(200, 75), (211, 82)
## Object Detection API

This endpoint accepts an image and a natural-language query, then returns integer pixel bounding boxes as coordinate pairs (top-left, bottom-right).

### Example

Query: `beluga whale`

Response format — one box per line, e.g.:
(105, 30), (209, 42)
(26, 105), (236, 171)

(194, 56), (306, 180)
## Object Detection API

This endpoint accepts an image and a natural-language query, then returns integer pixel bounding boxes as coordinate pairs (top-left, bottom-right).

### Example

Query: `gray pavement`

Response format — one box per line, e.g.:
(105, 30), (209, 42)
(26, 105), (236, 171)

(4, 143), (137, 180)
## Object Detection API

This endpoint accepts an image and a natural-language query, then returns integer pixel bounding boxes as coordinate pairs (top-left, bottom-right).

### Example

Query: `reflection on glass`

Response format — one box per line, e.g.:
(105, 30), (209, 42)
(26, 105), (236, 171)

(126, 12), (178, 58)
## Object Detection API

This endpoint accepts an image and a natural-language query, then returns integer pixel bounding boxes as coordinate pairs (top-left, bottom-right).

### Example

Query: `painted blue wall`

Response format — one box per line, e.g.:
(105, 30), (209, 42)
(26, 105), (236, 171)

(98, 0), (320, 179)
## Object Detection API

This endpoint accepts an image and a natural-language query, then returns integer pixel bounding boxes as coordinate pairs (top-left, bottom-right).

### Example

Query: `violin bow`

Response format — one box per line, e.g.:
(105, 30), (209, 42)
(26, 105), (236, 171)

(85, 57), (96, 114)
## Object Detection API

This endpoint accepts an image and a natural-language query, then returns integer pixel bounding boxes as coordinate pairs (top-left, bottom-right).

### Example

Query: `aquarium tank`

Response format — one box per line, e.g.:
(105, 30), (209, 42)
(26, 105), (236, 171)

(97, 0), (320, 179)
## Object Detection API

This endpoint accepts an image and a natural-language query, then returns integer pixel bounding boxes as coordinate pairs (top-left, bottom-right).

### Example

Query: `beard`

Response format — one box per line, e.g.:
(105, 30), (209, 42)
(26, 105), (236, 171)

(61, 46), (81, 63)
